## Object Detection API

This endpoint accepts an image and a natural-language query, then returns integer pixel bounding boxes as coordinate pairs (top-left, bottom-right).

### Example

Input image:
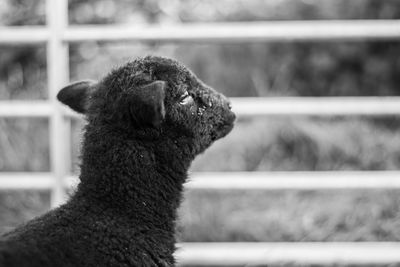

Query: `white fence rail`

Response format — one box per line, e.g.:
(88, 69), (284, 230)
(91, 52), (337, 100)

(232, 97), (400, 116)
(0, 173), (53, 190)
(1, 171), (400, 190)
(64, 20), (400, 42)
(176, 242), (400, 265)
(3, 20), (400, 44)
(187, 171), (400, 190)
(1, 0), (400, 265)
(0, 27), (48, 44)
(0, 101), (51, 117)
(4, 97), (400, 118)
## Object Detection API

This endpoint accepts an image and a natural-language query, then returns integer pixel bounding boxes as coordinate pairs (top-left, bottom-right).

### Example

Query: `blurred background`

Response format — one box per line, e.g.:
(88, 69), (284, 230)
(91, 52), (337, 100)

(2, 0), (400, 266)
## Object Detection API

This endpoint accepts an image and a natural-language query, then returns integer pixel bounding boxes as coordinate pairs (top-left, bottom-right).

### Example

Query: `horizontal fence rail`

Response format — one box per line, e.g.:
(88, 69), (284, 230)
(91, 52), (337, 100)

(0, 26), (48, 44)
(0, 173), (53, 190)
(4, 97), (400, 118)
(187, 171), (400, 190)
(1, 172), (400, 190)
(3, 20), (400, 44)
(0, 101), (52, 117)
(64, 20), (400, 42)
(231, 97), (400, 116)
(176, 242), (400, 265)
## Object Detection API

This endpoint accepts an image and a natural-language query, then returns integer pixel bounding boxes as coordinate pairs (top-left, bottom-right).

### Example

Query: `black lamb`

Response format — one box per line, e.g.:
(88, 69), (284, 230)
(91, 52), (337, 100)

(0, 56), (235, 267)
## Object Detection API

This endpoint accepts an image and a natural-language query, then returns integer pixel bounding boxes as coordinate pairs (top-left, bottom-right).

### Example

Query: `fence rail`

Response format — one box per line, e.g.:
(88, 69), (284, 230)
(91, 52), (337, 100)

(0, 173), (53, 190)
(64, 20), (400, 42)
(1, 1), (400, 265)
(0, 26), (48, 44)
(0, 101), (51, 117)
(187, 171), (400, 190)
(1, 171), (400, 190)
(176, 242), (400, 265)
(231, 97), (400, 116)
(4, 97), (400, 118)
(3, 20), (400, 44)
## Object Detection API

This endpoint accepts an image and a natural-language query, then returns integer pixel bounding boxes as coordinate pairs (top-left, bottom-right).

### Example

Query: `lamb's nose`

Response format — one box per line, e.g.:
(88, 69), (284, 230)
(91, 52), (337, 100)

(227, 101), (232, 110)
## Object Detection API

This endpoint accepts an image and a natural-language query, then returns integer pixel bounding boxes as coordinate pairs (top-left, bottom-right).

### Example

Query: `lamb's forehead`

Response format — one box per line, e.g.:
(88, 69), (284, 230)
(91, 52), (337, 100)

(98, 56), (200, 98)
(123, 56), (194, 83)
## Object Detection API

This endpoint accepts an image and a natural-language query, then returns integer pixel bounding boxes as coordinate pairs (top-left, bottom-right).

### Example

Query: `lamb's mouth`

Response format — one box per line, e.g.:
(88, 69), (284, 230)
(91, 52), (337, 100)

(211, 113), (236, 141)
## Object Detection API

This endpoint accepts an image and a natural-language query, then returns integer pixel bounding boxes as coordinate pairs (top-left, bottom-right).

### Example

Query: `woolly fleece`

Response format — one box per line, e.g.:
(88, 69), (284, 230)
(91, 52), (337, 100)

(0, 56), (235, 267)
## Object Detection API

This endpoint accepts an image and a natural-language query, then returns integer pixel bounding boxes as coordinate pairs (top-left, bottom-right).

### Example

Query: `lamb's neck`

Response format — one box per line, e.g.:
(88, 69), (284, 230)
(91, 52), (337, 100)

(75, 129), (193, 232)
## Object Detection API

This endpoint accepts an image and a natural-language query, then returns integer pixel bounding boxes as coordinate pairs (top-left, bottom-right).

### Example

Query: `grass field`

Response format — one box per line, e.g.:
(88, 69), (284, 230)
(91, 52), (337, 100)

(178, 189), (400, 243)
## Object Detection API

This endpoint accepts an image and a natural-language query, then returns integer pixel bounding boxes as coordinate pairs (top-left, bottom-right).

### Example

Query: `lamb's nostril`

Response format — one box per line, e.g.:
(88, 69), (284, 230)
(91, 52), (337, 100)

(227, 102), (232, 110)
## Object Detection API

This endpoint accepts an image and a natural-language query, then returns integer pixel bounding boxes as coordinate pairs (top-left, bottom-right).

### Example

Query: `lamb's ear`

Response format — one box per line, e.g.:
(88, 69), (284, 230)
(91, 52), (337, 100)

(57, 80), (96, 114)
(130, 81), (166, 127)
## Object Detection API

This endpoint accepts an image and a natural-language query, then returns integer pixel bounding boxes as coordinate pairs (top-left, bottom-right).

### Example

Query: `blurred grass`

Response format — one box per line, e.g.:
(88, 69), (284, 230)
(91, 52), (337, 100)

(178, 190), (400, 242)
(192, 117), (400, 172)
(0, 191), (49, 234)
(0, 0), (44, 26)
(0, 118), (49, 172)
(68, 0), (400, 25)
(0, 46), (47, 100)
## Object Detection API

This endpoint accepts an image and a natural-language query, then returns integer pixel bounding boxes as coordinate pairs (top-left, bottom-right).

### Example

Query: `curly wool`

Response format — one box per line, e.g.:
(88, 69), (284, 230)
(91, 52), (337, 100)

(0, 56), (235, 267)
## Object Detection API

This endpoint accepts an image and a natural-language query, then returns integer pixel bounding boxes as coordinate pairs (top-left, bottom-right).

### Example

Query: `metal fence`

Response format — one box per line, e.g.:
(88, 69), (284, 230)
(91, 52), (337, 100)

(1, 0), (400, 265)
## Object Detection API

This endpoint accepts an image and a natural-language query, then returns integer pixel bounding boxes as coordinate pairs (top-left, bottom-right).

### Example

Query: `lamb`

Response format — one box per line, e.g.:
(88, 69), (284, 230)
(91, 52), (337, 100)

(0, 56), (235, 267)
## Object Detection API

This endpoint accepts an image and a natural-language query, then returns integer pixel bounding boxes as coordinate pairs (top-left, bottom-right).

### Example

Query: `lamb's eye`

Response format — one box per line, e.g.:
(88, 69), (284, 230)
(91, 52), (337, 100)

(179, 91), (193, 105)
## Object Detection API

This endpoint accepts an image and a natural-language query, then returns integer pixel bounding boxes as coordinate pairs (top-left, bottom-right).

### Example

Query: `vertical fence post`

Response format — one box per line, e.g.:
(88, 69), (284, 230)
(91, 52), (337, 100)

(47, 0), (70, 207)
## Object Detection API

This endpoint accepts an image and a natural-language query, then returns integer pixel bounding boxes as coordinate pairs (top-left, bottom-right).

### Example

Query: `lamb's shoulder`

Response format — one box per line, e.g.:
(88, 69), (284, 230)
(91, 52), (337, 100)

(66, 211), (175, 267)
(0, 206), (87, 267)
(0, 207), (174, 267)
(90, 224), (175, 267)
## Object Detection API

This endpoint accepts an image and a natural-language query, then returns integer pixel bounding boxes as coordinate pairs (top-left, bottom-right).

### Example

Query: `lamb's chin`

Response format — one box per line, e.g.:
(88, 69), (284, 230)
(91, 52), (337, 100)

(209, 122), (234, 142)
(219, 123), (235, 139)
(214, 112), (236, 140)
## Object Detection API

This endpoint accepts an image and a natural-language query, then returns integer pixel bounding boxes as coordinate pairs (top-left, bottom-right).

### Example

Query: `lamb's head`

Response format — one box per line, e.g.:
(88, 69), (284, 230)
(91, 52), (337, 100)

(57, 56), (235, 156)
